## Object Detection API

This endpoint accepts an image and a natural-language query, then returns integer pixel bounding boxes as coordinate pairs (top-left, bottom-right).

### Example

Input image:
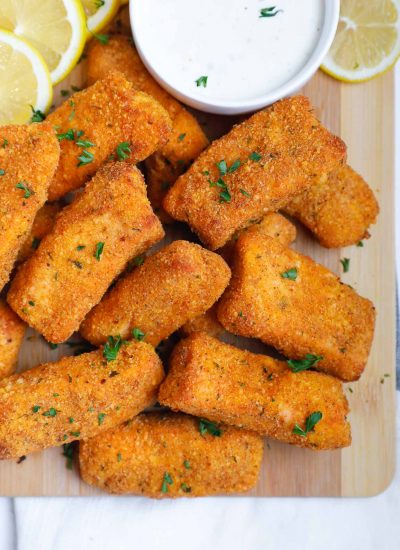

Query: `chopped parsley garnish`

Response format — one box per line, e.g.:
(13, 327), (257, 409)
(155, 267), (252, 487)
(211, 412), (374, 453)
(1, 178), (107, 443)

(70, 431), (80, 438)
(32, 405), (41, 413)
(77, 245), (85, 251)
(132, 255), (145, 267)
(94, 33), (110, 45)
(132, 328), (145, 341)
(69, 417), (74, 423)
(249, 151), (262, 162)
(195, 75), (208, 88)
(68, 100), (76, 121)
(30, 106), (46, 123)
(48, 342), (58, 350)
(94, 242), (105, 261)
(199, 418), (221, 437)
(32, 237), (41, 250)
(60, 89), (70, 97)
(281, 267), (298, 281)
(116, 142), (131, 160)
(178, 133), (186, 142)
(240, 188), (251, 197)
(56, 129), (75, 142)
(181, 483), (191, 493)
(77, 150), (94, 167)
(183, 460), (191, 469)
(259, 6), (283, 18)
(209, 177), (231, 203)
(117, 452), (122, 462)
(95, 0), (105, 7)
(28, 300), (35, 306)
(287, 354), (323, 373)
(76, 139), (95, 148)
(0, 169), (5, 176)
(103, 335), (124, 362)
(293, 411), (322, 437)
(98, 413), (106, 425)
(1, 139), (8, 148)
(15, 182), (33, 199)
(216, 159), (241, 175)
(62, 443), (74, 470)
(161, 472), (173, 493)
(340, 258), (350, 273)
(43, 408), (57, 417)
(357, 241), (364, 247)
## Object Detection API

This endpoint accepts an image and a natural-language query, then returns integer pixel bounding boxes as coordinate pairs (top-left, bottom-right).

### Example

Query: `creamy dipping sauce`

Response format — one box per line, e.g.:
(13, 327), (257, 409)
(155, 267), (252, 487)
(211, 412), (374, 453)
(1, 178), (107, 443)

(132, 0), (324, 102)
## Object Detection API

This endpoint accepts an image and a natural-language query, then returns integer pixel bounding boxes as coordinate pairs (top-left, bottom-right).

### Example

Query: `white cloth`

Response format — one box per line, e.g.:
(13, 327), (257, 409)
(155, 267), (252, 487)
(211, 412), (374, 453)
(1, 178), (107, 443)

(0, 55), (399, 550)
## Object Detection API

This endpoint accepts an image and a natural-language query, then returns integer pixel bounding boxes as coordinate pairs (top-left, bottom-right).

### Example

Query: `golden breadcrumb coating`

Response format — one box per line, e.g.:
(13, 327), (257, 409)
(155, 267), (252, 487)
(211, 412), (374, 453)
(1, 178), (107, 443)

(220, 212), (296, 264)
(217, 232), (375, 381)
(159, 334), (351, 450)
(17, 202), (62, 262)
(79, 412), (263, 497)
(8, 163), (164, 344)
(47, 71), (172, 200)
(284, 164), (379, 248)
(163, 96), (346, 249)
(0, 123), (60, 291)
(0, 299), (25, 379)
(87, 35), (209, 222)
(180, 304), (225, 339)
(80, 240), (231, 346)
(0, 340), (163, 460)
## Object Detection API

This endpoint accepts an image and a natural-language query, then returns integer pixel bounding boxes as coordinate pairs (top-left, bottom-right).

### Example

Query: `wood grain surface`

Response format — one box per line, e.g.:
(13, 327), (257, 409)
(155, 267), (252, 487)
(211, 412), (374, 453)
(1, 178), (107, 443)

(0, 22), (395, 496)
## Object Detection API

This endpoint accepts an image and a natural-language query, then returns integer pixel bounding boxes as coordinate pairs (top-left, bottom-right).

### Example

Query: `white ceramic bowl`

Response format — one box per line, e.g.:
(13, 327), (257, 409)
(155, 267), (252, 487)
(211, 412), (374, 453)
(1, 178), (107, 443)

(130, 1), (340, 115)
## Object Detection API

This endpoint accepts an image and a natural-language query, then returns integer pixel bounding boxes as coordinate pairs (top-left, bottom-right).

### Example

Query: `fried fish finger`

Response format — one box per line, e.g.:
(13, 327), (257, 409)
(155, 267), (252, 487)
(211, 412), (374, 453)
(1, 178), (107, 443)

(0, 123), (60, 290)
(159, 334), (351, 450)
(0, 300), (25, 379)
(284, 164), (379, 248)
(8, 163), (164, 344)
(163, 96), (346, 249)
(80, 240), (231, 346)
(0, 340), (163, 460)
(87, 35), (209, 221)
(17, 202), (62, 263)
(47, 71), (172, 200)
(217, 232), (375, 381)
(79, 412), (263, 497)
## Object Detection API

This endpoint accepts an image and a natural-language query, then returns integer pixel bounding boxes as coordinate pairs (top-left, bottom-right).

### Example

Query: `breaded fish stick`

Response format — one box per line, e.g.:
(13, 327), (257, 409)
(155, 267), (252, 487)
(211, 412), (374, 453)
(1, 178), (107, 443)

(217, 232), (375, 381)
(180, 304), (225, 339)
(47, 71), (172, 200)
(0, 340), (163, 460)
(0, 300), (25, 379)
(0, 124), (60, 290)
(79, 412), (263, 497)
(163, 96), (346, 249)
(159, 334), (351, 450)
(17, 202), (62, 262)
(87, 35), (209, 222)
(220, 212), (296, 264)
(80, 240), (231, 346)
(284, 164), (379, 248)
(8, 163), (164, 343)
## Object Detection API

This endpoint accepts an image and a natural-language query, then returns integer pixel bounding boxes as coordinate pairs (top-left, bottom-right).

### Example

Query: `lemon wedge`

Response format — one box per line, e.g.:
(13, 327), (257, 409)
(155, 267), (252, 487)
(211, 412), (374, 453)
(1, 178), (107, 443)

(0, 0), (86, 85)
(321, 0), (400, 82)
(82, 0), (120, 36)
(0, 29), (53, 125)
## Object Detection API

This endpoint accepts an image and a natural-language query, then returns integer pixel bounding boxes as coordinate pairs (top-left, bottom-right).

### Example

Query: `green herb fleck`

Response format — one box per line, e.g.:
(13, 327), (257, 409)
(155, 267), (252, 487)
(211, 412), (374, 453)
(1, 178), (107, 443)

(28, 300), (35, 306)
(287, 354), (323, 373)
(77, 149), (94, 167)
(117, 452), (122, 462)
(260, 6), (283, 18)
(133, 255), (145, 267)
(281, 267), (297, 281)
(48, 342), (58, 350)
(199, 418), (221, 437)
(195, 75), (208, 87)
(0, 169), (5, 176)
(62, 442), (74, 470)
(178, 133), (186, 142)
(340, 258), (350, 273)
(95, 0), (105, 8)
(115, 141), (131, 160)
(76, 139), (95, 148)
(15, 182), (33, 199)
(2, 139), (8, 148)
(249, 151), (262, 162)
(69, 417), (74, 423)
(357, 241), (364, 247)
(56, 129), (75, 142)
(183, 460), (191, 469)
(103, 335), (124, 362)
(94, 242), (104, 261)
(240, 188), (251, 197)
(181, 483), (191, 493)
(30, 106), (46, 123)
(43, 408), (57, 417)
(77, 245), (85, 251)
(98, 412), (106, 425)
(32, 405), (41, 413)
(132, 328), (145, 341)
(94, 33), (110, 45)
(161, 472), (173, 493)
(73, 260), (83, 269)
(70, 431), (80, 438)
(293, 411), (322, 437)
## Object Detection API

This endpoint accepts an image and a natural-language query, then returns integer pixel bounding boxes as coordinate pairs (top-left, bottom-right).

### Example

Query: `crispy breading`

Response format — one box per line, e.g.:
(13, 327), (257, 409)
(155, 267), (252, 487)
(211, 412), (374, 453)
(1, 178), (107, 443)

(180, 304), (225, 338)
(0, 123), (60, 291)
(80, 240), (231, 346)
(87, 35), (209, 222)
(159, 334), (351, 450)
(8, 163), (164, 344)
(17, 202), (62, 262)
(220, 212), (296, 264)
(0, 300), (25, 379)
(79, 412), (263, 497)
(47, 71), (172, 200)
(284, 164), (379, 248)
(163, 96), (346, 249)
(0, 340), (164, 460)
(217, 232), (375, 381)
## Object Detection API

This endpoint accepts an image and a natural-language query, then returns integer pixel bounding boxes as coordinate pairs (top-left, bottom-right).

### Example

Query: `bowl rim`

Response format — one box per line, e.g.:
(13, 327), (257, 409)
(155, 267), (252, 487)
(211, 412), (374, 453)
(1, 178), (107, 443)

(130, 0), (340, 115)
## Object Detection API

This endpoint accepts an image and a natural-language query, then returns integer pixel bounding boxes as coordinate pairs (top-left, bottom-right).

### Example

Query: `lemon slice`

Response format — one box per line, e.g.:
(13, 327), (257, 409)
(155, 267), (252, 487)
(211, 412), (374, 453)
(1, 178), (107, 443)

(0, 30), (53, 125)
(321, 0), (400, 82)
(82, 0), (120, 36)
(0, 0), (86, 85)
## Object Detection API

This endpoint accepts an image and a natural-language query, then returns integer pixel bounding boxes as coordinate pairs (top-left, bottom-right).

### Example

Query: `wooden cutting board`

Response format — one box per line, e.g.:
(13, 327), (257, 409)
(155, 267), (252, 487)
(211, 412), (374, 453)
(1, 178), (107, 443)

(0, 14), (395, 496)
